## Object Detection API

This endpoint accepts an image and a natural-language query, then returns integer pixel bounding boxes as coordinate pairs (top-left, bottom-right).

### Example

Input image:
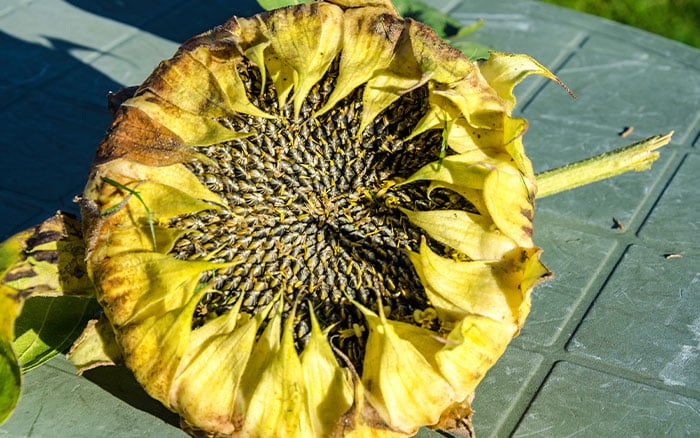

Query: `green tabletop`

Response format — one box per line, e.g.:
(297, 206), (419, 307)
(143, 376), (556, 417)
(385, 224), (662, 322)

(1, 0), (698, 436)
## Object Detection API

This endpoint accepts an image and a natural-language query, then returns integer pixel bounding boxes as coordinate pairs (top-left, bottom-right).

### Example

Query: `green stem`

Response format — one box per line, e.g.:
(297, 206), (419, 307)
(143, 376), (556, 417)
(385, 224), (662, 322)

(535, 131), (674, 198)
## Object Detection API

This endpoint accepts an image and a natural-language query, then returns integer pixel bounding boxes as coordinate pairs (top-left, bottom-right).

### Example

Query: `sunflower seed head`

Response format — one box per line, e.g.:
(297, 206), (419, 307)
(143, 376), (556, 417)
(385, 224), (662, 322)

(166, 58), (465, 367)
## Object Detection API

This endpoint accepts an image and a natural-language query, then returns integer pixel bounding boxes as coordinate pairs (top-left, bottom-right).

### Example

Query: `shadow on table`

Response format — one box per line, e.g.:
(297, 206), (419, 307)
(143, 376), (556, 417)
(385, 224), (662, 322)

(83, 365), (181, 428)
(65, 0), (264, 43)
(0, 30), (120, 237)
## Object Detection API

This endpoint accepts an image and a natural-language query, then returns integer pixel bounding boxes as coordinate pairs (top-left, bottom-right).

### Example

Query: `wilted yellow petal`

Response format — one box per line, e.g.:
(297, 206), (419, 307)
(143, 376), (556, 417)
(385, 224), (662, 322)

(97, 226), (185, 258)
(435, 315), (517, 401)
(141, 52), (231, 118)
(239, 309), (313, 436)
(119, 292), (199, 403)
(401, 149), (495, 190)
(502, 116), (534, 177)
(478, 51), (569, 113)
(400, 209), (516, 261)
(315, 7), (404, 117)
(93, 252), (229, 326)
(358, 29), (429, 133)
(171, 298), (273, 435)
(125, 91), (250, 146)
(483, 164), (536, 247)
(432, 74), (505, 130)
(94, 158), (223, 203)
(409, 239), (536, 323)
(67, 316), (122, 373)
(186, 47), (272, 119)
(300, 309), (353, 436)
(264, 2), (343, 118)
(358, 304), (456, 434)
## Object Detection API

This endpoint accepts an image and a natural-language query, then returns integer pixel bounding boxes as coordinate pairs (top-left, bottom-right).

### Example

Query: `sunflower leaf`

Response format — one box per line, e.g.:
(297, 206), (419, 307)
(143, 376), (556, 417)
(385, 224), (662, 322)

(392, 0), (462, 38)
(0, 212), (97, 424)
(13, 296), (98, 372)
(0, 289), (21, 425)
(257, 0), (312, 11)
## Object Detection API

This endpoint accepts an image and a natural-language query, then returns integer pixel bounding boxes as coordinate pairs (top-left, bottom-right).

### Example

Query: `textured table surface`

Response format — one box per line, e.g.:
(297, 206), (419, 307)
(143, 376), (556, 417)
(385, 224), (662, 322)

(1, 0), (698, 436)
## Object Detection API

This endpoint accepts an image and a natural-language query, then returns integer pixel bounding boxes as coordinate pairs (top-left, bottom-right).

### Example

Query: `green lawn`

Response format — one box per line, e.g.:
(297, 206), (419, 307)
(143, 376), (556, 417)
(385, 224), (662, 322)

(540, 0), (700, 48)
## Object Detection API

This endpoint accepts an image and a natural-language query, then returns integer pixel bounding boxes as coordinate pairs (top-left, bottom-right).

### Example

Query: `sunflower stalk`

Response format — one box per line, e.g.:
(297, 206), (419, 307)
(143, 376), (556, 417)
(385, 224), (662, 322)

(535, 131), (674, 198)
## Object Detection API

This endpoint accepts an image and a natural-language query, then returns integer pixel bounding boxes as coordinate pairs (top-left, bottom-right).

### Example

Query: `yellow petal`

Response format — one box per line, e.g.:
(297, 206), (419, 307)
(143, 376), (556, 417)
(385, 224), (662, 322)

(141, 52), (230, 118)
(300, 308), (353, 436)
(93, 158), (224, 205)
(357, 13), (476, 133)
(435, 315), (517, 401)
(502, 116), (534, 177)
(67, 316), (122, 373)
(125, 91), (250, 146)
(264, 2), (344, 118)
(93, 252), (229, 326)
(426, 181), (489, 217)
(408, 239), (532, 323)
(185, 47), (272, 119)
(404, 20), (472, 84)
(265, 48), (297, 110)
(401, 150), (496, 191)
(400, 209), (516, 261)
(119, 291), (199, 403)
(357, 304), (455, 433)
(431, 74), (505, 130)
(170, 298), (273, 435)
(315, 7), (404, 117)
(478, 51), (570, 113)
(358, 23), (432, 134)
(239, 308), (313, 436)
(96, 225), (185, 259)
(483, 165), (536, 247)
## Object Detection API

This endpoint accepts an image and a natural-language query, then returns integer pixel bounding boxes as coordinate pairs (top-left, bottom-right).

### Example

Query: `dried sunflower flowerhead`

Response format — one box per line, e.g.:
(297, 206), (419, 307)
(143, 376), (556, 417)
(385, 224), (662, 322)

(72, 0), (562, 436)
(10, 0), (677, 436)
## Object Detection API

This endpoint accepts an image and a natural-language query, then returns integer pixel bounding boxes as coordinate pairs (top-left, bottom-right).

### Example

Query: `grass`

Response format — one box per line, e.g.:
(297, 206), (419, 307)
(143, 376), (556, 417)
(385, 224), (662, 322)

(540, 0), (700, 48)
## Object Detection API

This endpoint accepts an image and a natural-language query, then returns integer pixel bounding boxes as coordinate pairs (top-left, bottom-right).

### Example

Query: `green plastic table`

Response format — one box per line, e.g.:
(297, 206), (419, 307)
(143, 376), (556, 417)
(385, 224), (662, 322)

(1, 0), (698, 436)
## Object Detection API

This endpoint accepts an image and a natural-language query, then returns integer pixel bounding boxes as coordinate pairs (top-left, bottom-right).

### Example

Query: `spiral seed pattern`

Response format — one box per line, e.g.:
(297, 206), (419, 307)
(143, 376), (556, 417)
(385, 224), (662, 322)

(167, 59), (467, 367)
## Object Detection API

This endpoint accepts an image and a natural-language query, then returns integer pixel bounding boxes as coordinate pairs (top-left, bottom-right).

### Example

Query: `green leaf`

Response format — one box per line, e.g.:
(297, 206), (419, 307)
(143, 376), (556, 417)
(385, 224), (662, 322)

(451, 41), (492, 61)
(0, 329), (21, 425)
(393, 0), (462, 38)
(0, 212), (96, 425)
(13, 296), (97, 372)
(257, 0), (312, 11)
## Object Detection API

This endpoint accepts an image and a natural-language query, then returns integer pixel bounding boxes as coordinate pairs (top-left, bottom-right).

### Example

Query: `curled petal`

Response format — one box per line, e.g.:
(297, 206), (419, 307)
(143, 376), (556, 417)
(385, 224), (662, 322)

(401, 209), (516, 261)
(478, 52), (571, 113)
(483, 164), (536, 247)
(357, 304), (456, 434)
(239, 309), (313, 436)
(315, 7), (404, 117)
(300, 309), (353, 436)
(170, 298), (273, 434)
(264, 2), (344, 118)
(408, 239), (546, 324)
(185, 47), (273, 119)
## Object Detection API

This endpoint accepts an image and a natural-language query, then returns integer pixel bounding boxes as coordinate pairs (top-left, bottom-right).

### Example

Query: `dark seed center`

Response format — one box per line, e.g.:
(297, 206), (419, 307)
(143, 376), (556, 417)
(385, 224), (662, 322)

(167, 58), (463, 367)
